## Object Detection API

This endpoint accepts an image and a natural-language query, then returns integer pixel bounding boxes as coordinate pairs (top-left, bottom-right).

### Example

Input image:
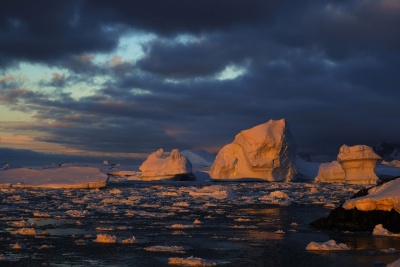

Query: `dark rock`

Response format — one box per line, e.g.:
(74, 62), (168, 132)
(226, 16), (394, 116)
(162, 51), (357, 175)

(310, 207), (400, 233)
(349, 187), (372, 199)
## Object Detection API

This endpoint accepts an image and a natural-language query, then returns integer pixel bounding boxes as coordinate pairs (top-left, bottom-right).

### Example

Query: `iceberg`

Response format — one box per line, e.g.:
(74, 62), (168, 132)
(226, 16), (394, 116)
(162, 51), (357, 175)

(139, 149), (193, 180)
(337, 145), (381, 184)
(315, 161), (345, 183)
(0, 166), (108, 189)
(209, 119), (297, 182)
(180, 149), (215, 167)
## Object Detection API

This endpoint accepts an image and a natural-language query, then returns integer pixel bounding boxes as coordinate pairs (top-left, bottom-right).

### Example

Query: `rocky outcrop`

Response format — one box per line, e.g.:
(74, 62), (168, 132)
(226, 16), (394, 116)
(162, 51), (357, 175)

(337, 145), (381, 184)
(139, 149), (194, 180)
(209, 119), (297, 182)
(311, 179), (400, 233)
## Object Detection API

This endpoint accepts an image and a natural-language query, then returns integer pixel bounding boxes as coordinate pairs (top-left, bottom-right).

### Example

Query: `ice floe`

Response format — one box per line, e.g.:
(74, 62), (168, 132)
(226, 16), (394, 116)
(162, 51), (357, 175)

(168, 256), (217, 266)
(306, 240), (350, 251)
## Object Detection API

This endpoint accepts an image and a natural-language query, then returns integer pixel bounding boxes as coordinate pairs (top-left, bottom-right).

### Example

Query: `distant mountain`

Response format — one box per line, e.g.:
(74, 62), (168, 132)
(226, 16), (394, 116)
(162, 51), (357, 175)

(374, 142), (400, 161)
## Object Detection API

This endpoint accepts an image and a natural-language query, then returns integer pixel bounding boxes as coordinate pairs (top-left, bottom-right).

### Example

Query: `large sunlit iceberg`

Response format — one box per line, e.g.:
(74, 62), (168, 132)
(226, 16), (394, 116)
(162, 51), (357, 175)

(209, 119), (297, 182)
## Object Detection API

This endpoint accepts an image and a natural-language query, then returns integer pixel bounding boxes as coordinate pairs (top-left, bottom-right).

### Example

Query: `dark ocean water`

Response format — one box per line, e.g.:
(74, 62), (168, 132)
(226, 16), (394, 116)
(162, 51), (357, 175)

(1, 181), (399, 266)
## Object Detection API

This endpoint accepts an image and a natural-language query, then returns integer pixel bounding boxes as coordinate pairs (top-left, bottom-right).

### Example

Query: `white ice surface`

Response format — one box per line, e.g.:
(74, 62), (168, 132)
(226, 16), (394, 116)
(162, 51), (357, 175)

(0, 166), (108, 189)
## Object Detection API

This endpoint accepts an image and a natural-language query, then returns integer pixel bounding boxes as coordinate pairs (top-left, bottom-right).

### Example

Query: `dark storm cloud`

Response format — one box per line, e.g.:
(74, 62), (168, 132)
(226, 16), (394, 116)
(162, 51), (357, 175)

(0, 0), (279, 66)
(1, 0), (399, 160)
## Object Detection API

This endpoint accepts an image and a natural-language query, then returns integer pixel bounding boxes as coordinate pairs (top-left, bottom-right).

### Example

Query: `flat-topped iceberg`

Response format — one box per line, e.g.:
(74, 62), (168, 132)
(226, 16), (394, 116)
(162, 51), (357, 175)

(0, 166), (108, 189)
(338, 145), (381, 184)
(209, 119), (297, 182)
(139, 148), (193, 180)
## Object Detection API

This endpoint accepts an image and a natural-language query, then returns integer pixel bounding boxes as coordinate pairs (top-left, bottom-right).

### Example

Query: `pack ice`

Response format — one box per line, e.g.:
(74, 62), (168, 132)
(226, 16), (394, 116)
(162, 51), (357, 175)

(139, 148), (193, 180)
(209, 119), (297, 182)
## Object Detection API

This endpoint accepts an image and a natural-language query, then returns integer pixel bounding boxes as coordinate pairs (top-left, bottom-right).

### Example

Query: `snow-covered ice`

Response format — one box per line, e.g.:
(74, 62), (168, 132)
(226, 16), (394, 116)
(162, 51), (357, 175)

(343, 178), (400, 212)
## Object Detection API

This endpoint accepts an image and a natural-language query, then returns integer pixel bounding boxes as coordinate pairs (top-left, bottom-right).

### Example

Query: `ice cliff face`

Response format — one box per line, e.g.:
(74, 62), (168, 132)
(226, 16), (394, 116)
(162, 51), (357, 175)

(337, 145), (381, 185)
(139, 149), (192, 180)
(209, 119), (297, 182)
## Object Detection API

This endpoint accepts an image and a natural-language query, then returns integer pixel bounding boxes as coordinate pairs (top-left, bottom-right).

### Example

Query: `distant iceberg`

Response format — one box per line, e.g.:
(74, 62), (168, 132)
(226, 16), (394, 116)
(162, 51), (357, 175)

(139, 148), (194, 181)
(0, 166), (108, 189)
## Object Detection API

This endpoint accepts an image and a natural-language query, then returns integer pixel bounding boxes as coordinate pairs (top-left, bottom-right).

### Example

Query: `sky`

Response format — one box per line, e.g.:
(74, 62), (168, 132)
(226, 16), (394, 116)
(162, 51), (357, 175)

(0, 0), (399, 163)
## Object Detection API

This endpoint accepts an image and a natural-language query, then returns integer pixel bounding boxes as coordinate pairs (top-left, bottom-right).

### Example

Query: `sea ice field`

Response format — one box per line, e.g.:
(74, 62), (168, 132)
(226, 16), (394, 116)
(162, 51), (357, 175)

(1, 179), (400, 266)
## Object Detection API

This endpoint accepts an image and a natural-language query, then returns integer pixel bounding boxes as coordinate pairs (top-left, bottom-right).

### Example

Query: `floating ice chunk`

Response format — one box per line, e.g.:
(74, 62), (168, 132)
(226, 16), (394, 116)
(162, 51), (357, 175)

(33, 212), (52, 218)
(234, 218), (251, 222)
(10, 243), (24, 249)
(188, 185), (238, 200)
(169, 224), (194, 229)
(372, 224), (400, 236)
(173, 202), (190, 207)
(306, 240), (350, 251)
(109, 188), (122, 195)
(381, 248), (397, 253)
(94, 234), (117, 243)
(373, 224), (392, 236)
(145, 245), (185, 253)
(11, 228), (36, 236)
(269, 190), (289, 199)
(9, 220), (34, 228)
(193, 219), (202, 225)
(65, 210), (92, 218)
(120, 236), (136, 244)
(168, 256), (217, 266)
